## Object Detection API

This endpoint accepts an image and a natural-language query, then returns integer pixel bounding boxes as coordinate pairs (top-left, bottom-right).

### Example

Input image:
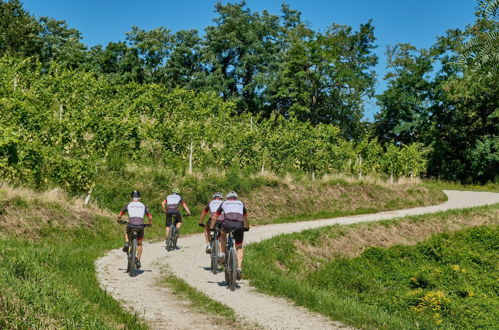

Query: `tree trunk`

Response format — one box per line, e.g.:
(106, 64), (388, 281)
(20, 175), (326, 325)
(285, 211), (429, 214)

(188, 140), (193, 175)
(312, 171), (316, 182)
(59, 103), (63, 121)
(13, 75), (18, 91)
(84, 188), (92, 206)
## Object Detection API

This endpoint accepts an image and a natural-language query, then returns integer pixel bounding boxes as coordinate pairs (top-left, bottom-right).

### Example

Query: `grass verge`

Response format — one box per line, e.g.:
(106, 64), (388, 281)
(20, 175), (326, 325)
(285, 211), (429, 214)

(244, 204), (499, 329)
(159, 267), (256, 329)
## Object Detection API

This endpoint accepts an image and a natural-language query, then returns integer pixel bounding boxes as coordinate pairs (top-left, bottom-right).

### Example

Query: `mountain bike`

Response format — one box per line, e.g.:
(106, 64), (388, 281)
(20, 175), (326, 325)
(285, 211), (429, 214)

(210, 226), (221, 274)
(165, 213), (189, 251)
(224, 229), (238, 291)
(118, 221), (151, 277)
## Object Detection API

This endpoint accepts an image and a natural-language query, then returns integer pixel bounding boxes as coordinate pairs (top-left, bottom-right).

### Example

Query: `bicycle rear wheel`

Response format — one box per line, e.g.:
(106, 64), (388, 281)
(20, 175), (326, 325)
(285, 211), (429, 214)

(211, 238), (219, 274)
(166, 225), (174, 251)
(173, 226), (178, 249)
(129, 238), (137, 277)
(227, 248), (237, 291)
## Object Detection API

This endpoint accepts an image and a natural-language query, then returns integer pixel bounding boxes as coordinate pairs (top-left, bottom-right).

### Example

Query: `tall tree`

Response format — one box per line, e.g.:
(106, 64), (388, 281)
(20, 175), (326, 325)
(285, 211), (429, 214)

(202, 1), (281, 114)
(375, 44), (434, 144)
(0, 0), (42, 57)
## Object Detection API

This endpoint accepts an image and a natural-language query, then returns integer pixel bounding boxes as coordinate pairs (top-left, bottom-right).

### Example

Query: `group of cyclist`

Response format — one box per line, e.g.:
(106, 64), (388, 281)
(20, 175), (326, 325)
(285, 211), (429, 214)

(116, 189), (249, 280)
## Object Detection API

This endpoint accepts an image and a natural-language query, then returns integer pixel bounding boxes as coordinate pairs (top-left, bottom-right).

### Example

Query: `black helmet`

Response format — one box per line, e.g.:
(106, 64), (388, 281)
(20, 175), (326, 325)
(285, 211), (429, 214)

(131, 190), (141, 198)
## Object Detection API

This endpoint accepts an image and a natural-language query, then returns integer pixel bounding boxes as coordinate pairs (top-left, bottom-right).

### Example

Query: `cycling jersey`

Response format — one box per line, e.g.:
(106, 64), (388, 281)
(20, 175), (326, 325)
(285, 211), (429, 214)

(165, 193), (183, 211)
(215, 200), (247, 222)
(121, 201), (151, 226)
(204, 199), (224, 222)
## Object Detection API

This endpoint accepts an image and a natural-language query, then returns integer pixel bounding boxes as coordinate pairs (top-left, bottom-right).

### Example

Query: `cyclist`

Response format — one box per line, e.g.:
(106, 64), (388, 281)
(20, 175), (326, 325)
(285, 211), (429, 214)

(116, 190), (153, 269)
(199, 192), (224, 253)
(161, 188), (191, 243)
(210, 191), (249, 280)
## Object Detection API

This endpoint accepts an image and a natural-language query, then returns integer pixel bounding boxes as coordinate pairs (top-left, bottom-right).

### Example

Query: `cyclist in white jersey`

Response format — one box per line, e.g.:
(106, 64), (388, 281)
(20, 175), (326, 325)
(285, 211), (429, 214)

(199, 192), (224, 253)
(161, 188), (191, 242)
(210, 191), (249, 280)
(116, 190), (153, 268)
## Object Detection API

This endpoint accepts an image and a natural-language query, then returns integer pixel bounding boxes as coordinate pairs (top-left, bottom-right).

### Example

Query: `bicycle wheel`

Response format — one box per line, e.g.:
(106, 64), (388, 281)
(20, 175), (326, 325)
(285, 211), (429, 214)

(211, 238), (219, 274)
(228, 248), (237, 291)
(172, 226), (178, 250)
(129, 238), (137, 277)
(166, 225), (174, 251)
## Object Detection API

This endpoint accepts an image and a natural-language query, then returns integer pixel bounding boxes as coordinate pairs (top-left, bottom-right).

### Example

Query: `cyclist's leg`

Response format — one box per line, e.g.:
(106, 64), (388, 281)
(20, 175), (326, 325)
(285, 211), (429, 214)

(175, 212), (183, 230)
(220, 231), (228, 255)
(165, 213), (173, 239)
(204, 219), (212, 244)
(234, 228), (245, 270)
(136, 228), (145, 260)
(216, 222), (223, 253)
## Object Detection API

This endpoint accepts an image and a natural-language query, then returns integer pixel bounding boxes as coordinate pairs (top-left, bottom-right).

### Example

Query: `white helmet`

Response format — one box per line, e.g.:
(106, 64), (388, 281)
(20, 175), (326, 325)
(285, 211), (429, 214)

(213, 192), (223, 199)
(226, 191), (238, 199)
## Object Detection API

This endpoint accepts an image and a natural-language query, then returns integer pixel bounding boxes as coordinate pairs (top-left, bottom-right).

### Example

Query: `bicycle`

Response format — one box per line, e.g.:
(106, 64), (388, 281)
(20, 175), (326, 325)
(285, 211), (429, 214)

(224, 229), (238, 291)
(165, 213), (189, 251)
(118, 221), (151, 277)
(209, 226), (221, 274)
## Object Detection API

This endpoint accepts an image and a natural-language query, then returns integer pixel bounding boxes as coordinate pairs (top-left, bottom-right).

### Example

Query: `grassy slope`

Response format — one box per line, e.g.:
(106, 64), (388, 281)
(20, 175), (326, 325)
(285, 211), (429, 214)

(0, 175), (445, 327)
(244, 205), (499, 329)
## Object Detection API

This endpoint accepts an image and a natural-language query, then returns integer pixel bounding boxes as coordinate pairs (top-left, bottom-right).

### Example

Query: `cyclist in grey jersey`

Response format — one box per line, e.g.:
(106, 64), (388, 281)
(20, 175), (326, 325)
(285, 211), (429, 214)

(210, 191), (249, 280)
(199, 192), (224, 253)
(161, 188), (191, 242)
(116, 191), (153, 268)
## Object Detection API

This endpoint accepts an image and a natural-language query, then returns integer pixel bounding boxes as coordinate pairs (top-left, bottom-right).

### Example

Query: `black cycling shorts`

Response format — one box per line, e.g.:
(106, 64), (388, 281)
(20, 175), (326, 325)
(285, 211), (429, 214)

(222, 220), (244, 245)
(166, 210), (182, 226)
(127, 225), (144, 240)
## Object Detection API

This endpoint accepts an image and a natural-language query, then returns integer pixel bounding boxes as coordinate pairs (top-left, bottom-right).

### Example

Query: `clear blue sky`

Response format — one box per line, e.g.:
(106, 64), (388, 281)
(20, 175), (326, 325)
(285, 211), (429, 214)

(22, 0), (477, 119)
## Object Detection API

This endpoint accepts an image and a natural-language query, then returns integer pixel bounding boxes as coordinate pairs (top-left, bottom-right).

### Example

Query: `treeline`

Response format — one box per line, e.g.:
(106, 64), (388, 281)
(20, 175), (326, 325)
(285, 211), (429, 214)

(0, 0), (497, 188)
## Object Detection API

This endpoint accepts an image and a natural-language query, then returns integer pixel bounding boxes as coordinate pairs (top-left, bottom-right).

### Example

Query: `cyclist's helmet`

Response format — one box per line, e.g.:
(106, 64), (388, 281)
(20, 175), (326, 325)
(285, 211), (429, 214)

(213, 192), (223, 199)
(131, 190), (141, 198)
(226, 191), (238, 199)
(172, 187), (180, 194)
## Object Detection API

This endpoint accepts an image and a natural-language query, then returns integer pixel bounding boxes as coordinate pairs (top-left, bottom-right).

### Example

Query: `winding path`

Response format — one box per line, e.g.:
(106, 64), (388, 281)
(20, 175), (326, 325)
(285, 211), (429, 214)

(96, 190), (499, 329)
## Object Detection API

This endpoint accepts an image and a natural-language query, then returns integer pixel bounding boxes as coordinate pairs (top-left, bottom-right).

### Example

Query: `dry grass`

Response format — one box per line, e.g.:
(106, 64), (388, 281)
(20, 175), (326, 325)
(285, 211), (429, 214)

(245, 182), (443, 224)
(293, 207), (499, 272)
(0, 183), (112, 240)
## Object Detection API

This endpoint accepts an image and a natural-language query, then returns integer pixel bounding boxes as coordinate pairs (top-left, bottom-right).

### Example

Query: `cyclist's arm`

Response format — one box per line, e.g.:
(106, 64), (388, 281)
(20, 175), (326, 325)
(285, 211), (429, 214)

(211, 204), (224, 230)
(243, 206), (249, 229)
(181, 201), (191, 216)
(117, 205), (127, 221)
(161, 200), (167, 212)
(145, 206), (153, 225)
(199, 206), (209, 224)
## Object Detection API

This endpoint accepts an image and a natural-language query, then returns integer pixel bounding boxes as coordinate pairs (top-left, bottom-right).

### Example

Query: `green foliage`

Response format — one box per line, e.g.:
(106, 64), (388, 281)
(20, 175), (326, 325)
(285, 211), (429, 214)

(0, 225), (146, 328)
(245, 208), (499, 329)
(375, 1), (498, 183)
(0, 56), (428, 193)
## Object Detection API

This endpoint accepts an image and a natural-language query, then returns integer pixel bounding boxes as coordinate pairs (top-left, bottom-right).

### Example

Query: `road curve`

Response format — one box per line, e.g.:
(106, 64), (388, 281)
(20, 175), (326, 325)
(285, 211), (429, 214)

(96, 190), (499, 329)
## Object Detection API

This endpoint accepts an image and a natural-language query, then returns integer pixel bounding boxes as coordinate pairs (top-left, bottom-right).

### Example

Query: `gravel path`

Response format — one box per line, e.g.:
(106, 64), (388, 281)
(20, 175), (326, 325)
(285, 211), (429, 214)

(96, 190), (499, 329)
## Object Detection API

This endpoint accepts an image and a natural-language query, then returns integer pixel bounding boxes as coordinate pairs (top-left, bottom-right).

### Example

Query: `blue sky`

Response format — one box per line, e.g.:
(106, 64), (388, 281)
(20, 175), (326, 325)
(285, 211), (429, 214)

(22, 0), (477, 119)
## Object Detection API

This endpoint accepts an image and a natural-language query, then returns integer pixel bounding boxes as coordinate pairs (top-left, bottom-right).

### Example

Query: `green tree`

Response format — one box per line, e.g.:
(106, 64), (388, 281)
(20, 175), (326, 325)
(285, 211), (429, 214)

(0, 0), (42, 57)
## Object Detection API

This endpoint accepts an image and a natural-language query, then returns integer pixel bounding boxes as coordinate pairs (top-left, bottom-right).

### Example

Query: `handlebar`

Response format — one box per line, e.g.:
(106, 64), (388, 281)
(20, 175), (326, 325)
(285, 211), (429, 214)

(117, 220), (152, 227)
